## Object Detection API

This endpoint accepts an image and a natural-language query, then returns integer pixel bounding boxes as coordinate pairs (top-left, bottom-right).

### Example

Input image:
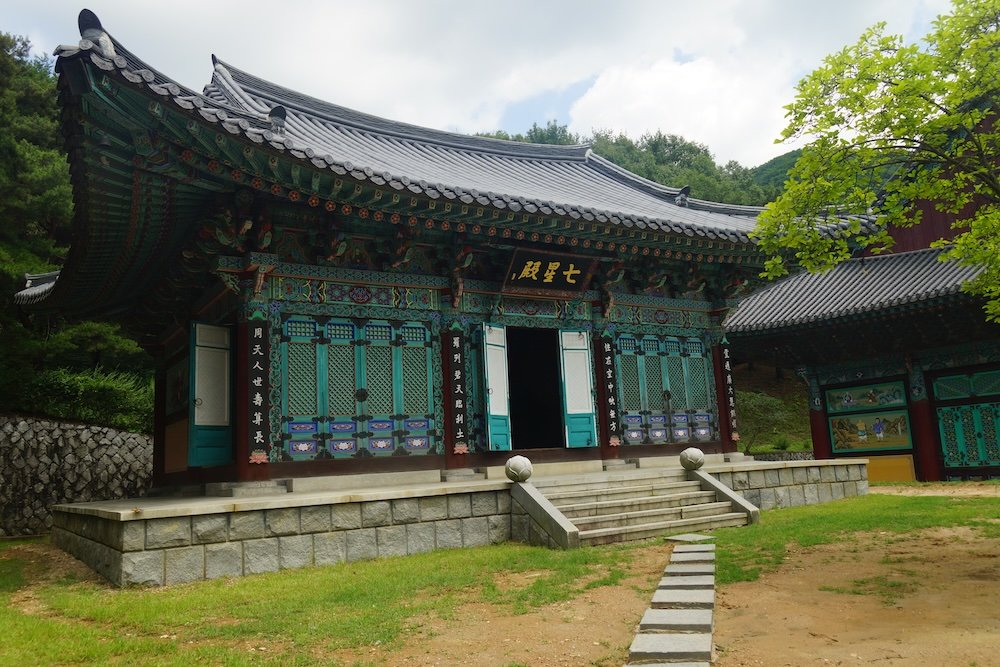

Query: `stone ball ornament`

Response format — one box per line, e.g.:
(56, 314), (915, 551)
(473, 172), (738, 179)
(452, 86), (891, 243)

(505, 455), (533, 482)
(679, 447), (705, 471)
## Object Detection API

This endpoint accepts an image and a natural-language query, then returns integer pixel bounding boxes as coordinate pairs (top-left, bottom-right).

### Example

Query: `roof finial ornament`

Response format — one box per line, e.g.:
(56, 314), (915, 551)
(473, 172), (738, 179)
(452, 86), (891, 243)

(268, 106), (287, 135)
(675, 185), (691, 207)
(78, 9), (116, 59)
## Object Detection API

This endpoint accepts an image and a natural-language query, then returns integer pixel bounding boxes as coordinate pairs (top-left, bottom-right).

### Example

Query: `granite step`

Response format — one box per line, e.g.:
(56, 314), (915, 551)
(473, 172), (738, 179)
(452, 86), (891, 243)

(670, 551), (716, 563)
(639, 608), (713, 632)
(664, 563), (716, 576)
(555, 491), (720, 518)
(673, 543), (716, 553)
(542, 480), (705, 504)
(656, 575), (715, 590)
(651, 587), (715, 610)
(628, 632), (713, 662)
(580, 512), (747, 546)
(532, 469), (687, 492)
(570, 501), (734, 531)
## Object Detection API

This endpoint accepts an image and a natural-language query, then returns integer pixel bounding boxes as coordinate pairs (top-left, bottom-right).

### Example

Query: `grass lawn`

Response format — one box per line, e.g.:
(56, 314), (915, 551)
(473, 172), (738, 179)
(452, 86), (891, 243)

(712, 493), (1000, 585)
(0, 493), (997, 666)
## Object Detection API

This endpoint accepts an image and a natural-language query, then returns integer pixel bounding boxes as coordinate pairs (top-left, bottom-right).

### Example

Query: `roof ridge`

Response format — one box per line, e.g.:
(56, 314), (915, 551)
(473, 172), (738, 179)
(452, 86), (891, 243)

(213, 58), (594, 162)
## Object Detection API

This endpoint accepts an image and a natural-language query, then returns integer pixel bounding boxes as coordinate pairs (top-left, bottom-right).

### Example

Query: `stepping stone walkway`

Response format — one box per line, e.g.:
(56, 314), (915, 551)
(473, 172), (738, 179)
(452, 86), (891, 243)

(626, 538), (716, 666)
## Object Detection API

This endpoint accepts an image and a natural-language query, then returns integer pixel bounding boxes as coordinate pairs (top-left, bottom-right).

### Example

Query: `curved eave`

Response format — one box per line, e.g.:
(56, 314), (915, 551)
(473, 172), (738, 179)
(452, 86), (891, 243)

(60, 19), (762, 245)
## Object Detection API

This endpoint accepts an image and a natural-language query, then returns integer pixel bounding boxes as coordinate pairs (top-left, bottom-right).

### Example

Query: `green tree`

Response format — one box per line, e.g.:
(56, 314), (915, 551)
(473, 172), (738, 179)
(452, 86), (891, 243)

(0, 33), (151, 430)
(754, 0), (1000, 320)
(733, 390), (793, 455)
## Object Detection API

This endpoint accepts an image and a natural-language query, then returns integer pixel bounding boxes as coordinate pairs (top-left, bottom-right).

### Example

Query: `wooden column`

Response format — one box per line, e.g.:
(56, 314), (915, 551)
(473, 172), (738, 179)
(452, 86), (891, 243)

(711, 343), (735, 453)
(909, 398), (943, 481)
(152, 355), (167, 487)
(809, 408), (832, 459)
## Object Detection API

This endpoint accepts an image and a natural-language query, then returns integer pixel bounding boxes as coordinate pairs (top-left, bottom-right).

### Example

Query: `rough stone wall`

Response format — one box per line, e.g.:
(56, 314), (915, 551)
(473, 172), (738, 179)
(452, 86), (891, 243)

(0, 415), (152, 536)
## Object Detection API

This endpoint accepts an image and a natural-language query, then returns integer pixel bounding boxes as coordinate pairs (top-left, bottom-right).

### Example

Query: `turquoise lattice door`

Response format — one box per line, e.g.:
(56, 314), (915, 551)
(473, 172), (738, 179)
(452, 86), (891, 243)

(360, 322), (397, 454)
(937, 404), (1000, 468)
(559, 330), (597, 447)
(934, 370), (1000, 469)
(483, 324), (512, 451)
(188, 323), (233, 467)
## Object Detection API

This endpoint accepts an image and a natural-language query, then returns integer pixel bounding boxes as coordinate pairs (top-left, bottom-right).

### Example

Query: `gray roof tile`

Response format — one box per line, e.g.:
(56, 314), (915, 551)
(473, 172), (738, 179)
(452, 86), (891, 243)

(723, 247), (983, 333)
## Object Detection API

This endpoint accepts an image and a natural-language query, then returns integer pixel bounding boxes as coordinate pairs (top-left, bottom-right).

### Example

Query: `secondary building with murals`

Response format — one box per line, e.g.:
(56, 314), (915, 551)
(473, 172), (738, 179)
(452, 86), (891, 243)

(16, 10), (772, 488)
(724, 217), (1000, 482)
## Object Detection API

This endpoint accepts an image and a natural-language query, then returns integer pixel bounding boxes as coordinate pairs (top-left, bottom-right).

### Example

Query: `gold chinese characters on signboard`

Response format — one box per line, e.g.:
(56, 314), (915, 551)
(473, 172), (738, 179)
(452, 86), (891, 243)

(503, 250), (596, 297)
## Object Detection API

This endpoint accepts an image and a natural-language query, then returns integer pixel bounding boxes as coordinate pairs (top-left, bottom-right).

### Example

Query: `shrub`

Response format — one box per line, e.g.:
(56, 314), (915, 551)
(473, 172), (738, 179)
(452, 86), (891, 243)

(23, 367), (152, 433)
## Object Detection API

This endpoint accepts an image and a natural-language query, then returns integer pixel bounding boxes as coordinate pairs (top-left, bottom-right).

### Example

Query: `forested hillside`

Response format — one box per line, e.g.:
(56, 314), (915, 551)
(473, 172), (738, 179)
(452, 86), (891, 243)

(479, 121), (795, 206)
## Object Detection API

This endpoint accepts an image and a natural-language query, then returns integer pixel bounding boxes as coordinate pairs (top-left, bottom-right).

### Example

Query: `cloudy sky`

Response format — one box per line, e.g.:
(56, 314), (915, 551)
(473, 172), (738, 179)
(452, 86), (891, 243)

(8, 0), (951, 167)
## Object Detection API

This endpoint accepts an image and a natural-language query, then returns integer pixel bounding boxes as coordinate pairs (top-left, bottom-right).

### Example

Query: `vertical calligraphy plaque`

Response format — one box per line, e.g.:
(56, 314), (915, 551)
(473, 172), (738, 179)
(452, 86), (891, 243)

(248, 320), (270, 464)
(721, 341), (737, 437)
(596, 336), (622, 447)
(448, 330), (469, 454)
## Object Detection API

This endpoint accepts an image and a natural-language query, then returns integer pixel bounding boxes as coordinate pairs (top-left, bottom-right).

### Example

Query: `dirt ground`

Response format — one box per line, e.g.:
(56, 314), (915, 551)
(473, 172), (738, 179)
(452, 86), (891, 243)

(716, 483), (1000, 667)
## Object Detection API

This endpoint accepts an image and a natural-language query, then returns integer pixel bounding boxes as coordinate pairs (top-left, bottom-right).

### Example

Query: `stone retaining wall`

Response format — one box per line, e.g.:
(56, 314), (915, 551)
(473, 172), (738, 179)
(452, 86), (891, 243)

(53, 488), (512, 586)
(705, 460), (868, 511)
(1, 415), (152, 536)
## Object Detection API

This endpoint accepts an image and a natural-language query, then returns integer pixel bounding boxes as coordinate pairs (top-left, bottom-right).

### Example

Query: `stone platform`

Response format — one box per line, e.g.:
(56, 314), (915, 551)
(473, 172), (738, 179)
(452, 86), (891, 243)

(50, 457), (867, 586)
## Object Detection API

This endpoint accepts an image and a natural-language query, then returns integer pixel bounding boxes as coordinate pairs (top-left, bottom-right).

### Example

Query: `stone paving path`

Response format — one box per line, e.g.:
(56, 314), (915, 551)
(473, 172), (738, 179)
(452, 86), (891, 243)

(626, 534), (715, 666)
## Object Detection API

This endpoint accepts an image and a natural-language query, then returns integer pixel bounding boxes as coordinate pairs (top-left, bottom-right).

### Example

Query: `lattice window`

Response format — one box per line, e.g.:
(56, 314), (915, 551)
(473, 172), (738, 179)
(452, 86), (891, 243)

(365, 345), (395, 414)
(645, 357), (664, 410)
(666, 357), (687, 409)
(327, 344), (356, 416)
(971, 370), (1000, 398)
(401, 346), (429, 414)
(619, 336), (638, 353)
(686, 357), (710, 409)
(685, 339), (704, 356)
(400, 326), (426, 344)
(642, 338), (659, 353)
(934, 374), (972, 400)
(327, 322), (354, 341)
(286, 320), (316, 338)
(366, 324), (393, 341)
(287, 342), (318, 415)
(982, 404), (1000, 464)
(664, 339), (682, 356)
(619, 355), (642, 411)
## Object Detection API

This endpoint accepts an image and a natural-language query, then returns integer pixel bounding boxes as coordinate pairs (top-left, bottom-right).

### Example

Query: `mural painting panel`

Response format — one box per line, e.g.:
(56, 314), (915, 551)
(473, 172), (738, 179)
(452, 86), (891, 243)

(829, 409), (912, 453)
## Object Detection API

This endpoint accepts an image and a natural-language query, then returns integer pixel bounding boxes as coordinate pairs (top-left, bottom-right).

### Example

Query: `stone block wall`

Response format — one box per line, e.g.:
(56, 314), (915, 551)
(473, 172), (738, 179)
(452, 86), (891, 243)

(53, 489), (512, 586)
(707, 461), (868, 511)
(1, 416), (152, 536)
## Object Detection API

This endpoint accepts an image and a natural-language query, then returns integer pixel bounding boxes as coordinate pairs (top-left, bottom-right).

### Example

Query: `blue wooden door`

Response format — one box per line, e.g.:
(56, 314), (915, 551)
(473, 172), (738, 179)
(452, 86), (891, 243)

(188, 323), (233, 467)
(483, 324), (512, 451)
(559, 330), (597, 447)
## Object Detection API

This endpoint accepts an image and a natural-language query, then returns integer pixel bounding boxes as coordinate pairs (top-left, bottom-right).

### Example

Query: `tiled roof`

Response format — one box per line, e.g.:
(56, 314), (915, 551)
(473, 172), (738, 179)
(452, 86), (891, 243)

(202, 60), (766, 242)
(723, 247), (983, 333)
(54, 10), (770, 244)
(13, 272), (59, 306)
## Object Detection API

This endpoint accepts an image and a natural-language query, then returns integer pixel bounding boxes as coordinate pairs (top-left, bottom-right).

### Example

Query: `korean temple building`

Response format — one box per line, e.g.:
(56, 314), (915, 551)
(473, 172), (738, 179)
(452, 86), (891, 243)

(16, 10), (783, 489)
(725, 232), (1000, 482)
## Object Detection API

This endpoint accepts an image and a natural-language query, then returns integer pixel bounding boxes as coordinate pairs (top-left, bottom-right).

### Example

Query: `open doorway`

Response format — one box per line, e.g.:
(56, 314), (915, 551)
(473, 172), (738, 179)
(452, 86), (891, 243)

(507, 327), (564, 449)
